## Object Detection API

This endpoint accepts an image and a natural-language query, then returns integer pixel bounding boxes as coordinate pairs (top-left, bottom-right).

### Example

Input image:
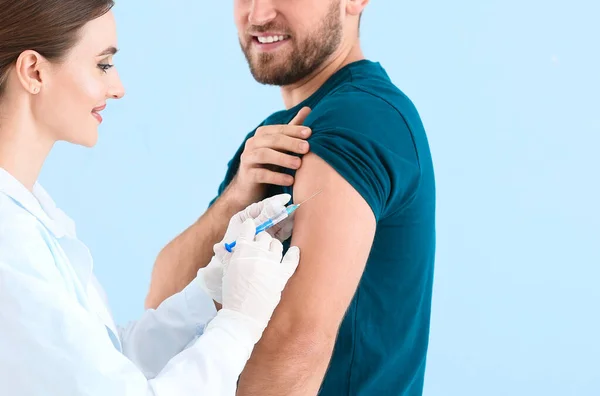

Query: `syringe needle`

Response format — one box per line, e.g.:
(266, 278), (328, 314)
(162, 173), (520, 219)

(296, 189), (323, 206)
(225, 189), (324, 252)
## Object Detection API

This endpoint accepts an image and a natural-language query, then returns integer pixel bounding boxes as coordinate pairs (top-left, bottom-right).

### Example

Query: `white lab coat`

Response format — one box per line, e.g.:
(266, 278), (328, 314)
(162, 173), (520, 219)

(0, 168), (255, 395)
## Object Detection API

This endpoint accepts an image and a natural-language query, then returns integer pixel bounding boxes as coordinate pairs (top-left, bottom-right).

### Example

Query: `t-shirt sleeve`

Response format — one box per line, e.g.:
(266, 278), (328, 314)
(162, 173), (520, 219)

(208, 154), (240, 207)
(207, 131), (253, 208)
(302, 90), (421, 220)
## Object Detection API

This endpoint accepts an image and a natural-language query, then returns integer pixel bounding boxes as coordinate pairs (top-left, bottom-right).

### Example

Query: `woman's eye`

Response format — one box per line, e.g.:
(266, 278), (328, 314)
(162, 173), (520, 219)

(98, 63), (114, 73)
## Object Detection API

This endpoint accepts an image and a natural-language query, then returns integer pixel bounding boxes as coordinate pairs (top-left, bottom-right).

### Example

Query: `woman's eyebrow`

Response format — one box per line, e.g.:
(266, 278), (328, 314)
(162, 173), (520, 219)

(97, 46), (118, 56)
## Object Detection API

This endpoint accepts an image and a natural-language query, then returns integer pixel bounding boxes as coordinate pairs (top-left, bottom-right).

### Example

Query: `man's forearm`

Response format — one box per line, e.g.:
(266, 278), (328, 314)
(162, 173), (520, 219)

(145, 189), (244, 309)
(236, 328), (335, 396)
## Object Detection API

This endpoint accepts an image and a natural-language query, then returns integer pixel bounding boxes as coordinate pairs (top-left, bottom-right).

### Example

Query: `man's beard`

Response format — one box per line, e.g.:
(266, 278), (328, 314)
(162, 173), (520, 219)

(240, 1), (343, 86)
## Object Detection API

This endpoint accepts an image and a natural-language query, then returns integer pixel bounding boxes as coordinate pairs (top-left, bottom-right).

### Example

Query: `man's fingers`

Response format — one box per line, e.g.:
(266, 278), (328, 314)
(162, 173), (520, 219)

(255, 124), (312, 140)
(289, 106), (311, 126)
(245, 148), (302, 169)
(253, 135), (309, 155)
(250, 168), (294, 186)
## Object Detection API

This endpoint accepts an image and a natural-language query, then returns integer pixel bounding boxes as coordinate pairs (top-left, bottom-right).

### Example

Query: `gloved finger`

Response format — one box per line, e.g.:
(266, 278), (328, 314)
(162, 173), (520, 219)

(269, 193), (292, 206)
(238, 218), (257, 242)
(266, 224), (279, 238)
(239, 202), (261, 223)
(223, 205), (253, 242)
(269, 238), (284, 257)
(213, 243), (230, 270)
(272, 217), (294, 241)
(214, 241), (227, 254)
(280, 246), (300, 278)
(265, 219), (284, 237)
(231, 202), (254, 224)
(253, 194), (291, 224)
(255, 231), (273, 250)
(196, 257), (224, 304)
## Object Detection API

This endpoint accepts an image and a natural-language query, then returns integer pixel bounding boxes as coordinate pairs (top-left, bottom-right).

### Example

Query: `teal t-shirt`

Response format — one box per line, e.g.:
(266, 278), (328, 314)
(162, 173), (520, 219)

(212, 60), (436, 395)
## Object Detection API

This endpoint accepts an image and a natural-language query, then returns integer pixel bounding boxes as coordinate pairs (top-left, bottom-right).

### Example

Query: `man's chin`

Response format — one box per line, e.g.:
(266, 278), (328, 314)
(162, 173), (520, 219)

(245, 52), (314, 86)
(248, 64), (287, 86)
(250, 71), (283, 86)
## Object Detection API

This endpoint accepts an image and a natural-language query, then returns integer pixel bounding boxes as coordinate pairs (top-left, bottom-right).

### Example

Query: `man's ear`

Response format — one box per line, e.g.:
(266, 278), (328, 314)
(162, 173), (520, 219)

(346, 0), (369, 17)
(15, 50), (47, 94)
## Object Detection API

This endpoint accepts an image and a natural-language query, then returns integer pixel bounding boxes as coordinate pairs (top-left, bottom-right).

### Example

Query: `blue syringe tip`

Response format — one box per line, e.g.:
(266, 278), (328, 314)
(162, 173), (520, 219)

(286, 204), (300, 215)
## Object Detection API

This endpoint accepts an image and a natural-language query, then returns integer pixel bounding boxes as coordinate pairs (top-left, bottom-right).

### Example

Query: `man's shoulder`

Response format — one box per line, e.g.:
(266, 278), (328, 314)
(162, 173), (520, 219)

(301, 88), (419, 159)
(306, 76), (423, 137)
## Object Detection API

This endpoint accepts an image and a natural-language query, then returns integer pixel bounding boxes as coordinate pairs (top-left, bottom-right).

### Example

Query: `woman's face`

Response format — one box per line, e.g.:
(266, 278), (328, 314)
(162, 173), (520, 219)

(33, 10), (125, 147)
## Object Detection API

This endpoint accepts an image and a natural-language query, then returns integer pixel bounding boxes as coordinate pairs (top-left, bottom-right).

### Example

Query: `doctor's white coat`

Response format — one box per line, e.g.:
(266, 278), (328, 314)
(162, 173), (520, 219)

(0, 168), (256, 395)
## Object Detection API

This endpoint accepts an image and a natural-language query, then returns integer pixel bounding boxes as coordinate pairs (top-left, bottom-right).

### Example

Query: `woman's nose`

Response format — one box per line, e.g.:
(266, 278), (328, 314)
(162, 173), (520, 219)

(108, 73), (125, 99)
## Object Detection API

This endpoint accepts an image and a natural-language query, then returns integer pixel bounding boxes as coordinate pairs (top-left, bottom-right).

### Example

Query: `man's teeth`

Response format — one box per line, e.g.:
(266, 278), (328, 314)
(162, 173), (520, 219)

(257, 35), (287, 44)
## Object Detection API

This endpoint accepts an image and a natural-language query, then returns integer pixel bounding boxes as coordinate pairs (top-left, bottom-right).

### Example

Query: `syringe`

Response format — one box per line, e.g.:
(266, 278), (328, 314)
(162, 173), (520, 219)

(224, 189), (322, 252)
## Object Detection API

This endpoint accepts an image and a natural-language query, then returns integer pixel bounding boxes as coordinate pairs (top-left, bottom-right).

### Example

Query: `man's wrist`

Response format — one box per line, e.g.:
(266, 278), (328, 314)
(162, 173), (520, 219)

(202, 185), (241, 231)
(220, 180), (246, 211)
(223, 176), (269, 209)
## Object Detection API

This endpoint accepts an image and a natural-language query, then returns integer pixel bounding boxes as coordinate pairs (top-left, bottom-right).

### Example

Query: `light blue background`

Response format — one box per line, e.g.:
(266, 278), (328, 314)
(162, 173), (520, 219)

(39, 1), (599, 395)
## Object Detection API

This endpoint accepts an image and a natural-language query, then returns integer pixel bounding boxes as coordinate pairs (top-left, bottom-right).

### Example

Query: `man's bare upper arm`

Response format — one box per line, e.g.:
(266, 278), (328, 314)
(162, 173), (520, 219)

(277, 152), (377, 337)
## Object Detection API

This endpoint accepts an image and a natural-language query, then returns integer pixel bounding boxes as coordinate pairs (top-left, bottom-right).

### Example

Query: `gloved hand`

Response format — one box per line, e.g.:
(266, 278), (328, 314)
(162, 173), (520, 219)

(197, 193), (294, 304)
(223, 192), (295, 245)
(218, 218), (300, 344)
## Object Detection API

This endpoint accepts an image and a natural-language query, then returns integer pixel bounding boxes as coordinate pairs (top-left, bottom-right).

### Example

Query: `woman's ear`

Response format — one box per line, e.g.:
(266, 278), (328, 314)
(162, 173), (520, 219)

(15, 50), (47, 94)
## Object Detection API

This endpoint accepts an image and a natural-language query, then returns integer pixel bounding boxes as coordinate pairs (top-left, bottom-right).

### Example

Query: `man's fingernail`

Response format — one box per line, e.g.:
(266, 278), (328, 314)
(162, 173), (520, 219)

(302, 128), (311, 136)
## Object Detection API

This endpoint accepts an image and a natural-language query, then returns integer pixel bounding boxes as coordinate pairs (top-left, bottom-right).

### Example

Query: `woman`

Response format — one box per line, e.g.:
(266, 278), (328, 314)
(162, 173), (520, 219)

(0, 1), (301, 394)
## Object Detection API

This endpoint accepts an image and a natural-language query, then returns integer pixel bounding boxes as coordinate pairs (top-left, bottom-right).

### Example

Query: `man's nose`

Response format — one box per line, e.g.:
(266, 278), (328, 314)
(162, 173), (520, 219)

(248, 0), (277, 26)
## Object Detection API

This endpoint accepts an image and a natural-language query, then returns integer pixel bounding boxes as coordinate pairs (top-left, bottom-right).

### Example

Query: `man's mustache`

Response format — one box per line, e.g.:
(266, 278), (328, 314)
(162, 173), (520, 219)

(246, 23), (291, 36)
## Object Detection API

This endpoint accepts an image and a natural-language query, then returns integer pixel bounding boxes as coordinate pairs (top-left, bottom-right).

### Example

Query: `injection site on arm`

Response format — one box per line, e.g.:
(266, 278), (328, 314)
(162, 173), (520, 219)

(224, 189), (322, 252)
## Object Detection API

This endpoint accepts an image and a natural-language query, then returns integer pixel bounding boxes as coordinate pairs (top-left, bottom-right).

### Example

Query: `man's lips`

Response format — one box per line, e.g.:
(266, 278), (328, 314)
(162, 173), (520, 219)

(249, 33), (291, 51)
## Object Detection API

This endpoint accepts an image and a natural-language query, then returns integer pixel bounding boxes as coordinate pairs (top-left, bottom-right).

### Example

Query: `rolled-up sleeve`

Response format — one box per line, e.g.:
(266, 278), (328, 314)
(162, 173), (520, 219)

(0, 220), (253, 396)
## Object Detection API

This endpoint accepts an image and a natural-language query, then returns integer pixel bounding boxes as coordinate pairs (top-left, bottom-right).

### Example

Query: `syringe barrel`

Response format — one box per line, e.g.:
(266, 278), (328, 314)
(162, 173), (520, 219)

(268, 209), (289, 226)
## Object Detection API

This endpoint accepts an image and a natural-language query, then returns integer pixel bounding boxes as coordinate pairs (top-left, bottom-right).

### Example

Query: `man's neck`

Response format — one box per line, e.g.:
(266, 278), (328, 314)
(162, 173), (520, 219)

(280, 42), (365, 109)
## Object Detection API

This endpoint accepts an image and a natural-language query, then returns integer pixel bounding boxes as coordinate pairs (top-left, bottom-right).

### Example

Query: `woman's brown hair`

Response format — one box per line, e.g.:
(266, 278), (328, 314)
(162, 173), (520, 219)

(0, 0), (115, 97)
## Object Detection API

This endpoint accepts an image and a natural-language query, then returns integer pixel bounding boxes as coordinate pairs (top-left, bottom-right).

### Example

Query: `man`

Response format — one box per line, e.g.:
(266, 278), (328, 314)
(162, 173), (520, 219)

(146, 0), (436, 394)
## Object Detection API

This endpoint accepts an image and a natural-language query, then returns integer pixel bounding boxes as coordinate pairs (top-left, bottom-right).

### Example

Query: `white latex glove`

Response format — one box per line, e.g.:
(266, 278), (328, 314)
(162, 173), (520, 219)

(223, 193), (295, 245)
(197, 193), (293, 304)
(219, 218), (300, 344)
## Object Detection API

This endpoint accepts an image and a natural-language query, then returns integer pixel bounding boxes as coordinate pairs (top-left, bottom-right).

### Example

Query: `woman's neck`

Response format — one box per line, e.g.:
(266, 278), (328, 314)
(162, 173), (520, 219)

(0, 108), (54, 191)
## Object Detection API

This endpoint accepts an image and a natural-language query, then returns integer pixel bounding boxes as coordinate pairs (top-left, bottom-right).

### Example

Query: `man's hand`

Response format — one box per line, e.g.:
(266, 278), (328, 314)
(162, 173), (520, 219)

(146, 109), (310, 310)
(225, 107), (312, 207)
